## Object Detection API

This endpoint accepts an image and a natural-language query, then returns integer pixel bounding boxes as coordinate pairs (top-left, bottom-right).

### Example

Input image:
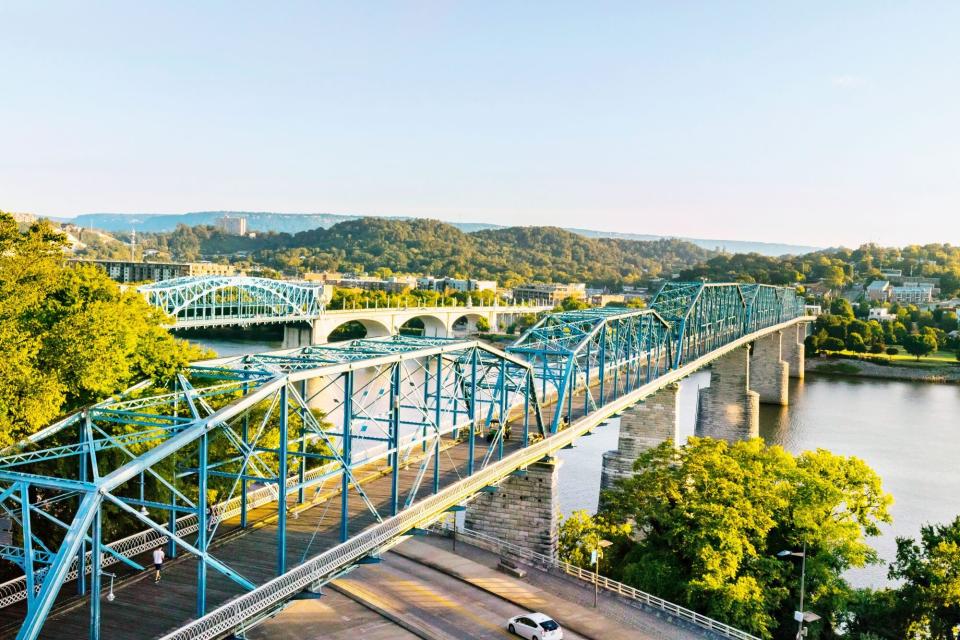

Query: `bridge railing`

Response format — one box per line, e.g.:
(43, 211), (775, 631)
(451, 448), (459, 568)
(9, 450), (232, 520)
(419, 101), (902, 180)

(443, 526), (761, 640)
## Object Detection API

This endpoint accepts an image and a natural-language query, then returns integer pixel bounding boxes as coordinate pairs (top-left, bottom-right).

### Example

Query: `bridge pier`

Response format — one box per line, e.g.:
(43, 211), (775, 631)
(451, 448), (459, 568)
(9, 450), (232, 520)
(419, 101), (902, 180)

(782, 322), (806, 380)
(751, 331), (789, 406)
(464, 457), (560, 559)
(600, 384), (679, 489)
(282, 323), (313, 349)
(695, 345), (759, 442)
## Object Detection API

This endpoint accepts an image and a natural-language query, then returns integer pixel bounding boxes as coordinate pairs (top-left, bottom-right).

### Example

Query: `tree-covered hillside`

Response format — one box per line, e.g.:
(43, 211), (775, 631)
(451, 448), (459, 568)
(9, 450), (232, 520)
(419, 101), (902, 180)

(95, 218), (715, 288)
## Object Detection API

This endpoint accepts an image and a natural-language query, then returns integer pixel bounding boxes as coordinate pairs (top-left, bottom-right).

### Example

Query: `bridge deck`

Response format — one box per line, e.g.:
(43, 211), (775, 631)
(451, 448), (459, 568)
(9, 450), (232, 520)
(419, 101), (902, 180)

(2, 433), (540, 639)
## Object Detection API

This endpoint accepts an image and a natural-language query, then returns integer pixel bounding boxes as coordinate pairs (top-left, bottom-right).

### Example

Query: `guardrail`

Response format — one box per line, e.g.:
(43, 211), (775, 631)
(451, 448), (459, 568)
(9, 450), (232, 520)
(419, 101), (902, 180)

(158, 316), (806, 640)
(445, 526), (761, 640)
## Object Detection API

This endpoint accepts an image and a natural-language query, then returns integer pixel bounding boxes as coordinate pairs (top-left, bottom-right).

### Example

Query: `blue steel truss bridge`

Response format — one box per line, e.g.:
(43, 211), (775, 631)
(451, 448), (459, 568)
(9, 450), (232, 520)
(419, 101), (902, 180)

(0, 282), (811, 640)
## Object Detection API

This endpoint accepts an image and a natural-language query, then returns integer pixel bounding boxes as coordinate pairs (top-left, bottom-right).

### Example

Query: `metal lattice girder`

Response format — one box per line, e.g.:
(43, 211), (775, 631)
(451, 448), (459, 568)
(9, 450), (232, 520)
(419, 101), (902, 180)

(139, 276), (326, 327)
(0, 335), (542, 640)
(650, 281), (808, 367)
(508, 307), (675, 433)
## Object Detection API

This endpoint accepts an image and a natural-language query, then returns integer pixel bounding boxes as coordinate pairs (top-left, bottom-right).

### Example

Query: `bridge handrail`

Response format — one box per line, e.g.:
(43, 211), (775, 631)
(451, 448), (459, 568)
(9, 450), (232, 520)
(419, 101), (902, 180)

(445, 526), (761, 640)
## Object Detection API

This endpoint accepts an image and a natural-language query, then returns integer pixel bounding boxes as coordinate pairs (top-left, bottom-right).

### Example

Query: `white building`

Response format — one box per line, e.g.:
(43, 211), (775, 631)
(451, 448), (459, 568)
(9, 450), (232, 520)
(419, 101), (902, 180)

(216, 216), (247, 235)
(868, 308), (896, 323)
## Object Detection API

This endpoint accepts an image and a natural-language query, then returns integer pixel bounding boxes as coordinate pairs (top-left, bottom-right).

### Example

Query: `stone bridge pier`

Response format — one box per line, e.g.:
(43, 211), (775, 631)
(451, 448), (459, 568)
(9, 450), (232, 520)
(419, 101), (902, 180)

(600, 384), (679, 490)
(750, 331), (789, 406)
(695, 345), (759, 442)
(465, 457), (561, 559)
(782, 322), (806, 380)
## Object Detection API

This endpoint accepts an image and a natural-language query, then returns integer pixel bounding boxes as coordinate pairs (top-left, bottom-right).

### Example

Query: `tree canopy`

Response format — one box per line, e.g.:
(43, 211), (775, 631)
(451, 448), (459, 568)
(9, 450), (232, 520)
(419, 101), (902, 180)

(0, 211), (207, 447)
(590, 437), (891, 639)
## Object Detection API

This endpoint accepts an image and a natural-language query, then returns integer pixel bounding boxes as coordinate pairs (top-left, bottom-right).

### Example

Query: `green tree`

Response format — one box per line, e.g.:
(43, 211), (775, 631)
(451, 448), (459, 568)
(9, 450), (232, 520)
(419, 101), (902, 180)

(601, 438), (891, 639)
(558, 510), (632, 569)
(888, 517), (960, 638)
(829, 298), (855, 319)
(475, 316), (491, 332)
(0, 212), (206, 447)
(821, 337), (845, 352)
(902, 332), (937, 361)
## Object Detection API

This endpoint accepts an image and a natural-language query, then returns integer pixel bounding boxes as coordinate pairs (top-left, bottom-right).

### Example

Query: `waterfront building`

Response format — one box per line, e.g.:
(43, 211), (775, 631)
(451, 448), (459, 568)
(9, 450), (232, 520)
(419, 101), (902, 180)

(512, 282), (586, 305)
(69, 259), (237, 283)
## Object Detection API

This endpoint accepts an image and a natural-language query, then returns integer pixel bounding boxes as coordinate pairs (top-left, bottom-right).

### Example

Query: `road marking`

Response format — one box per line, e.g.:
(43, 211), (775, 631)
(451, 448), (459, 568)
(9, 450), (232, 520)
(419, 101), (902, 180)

(367, 567), (516, 639)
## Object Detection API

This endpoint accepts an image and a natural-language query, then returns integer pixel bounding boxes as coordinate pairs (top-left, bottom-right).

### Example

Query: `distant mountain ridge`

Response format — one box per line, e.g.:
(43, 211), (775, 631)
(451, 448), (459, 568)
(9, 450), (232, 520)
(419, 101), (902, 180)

(64, 211), (820, 257)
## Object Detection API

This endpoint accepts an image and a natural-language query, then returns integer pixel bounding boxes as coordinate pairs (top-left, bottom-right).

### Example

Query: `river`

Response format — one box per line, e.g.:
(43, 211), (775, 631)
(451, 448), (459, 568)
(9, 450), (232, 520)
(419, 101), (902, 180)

(557, 370), (960, 588)
(188, 336), (960, 588)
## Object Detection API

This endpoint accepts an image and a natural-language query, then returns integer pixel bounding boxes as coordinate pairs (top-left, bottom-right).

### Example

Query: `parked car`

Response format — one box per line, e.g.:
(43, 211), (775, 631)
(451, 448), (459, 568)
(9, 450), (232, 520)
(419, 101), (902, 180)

(507, 612), (563, 640)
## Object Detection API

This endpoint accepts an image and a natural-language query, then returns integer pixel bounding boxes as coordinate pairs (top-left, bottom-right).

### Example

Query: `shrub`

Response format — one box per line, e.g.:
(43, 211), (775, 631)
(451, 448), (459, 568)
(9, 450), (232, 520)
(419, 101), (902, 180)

(869, 344), (884, 354)
(886, 347), (899, 356)
(821, 337), (845, 352)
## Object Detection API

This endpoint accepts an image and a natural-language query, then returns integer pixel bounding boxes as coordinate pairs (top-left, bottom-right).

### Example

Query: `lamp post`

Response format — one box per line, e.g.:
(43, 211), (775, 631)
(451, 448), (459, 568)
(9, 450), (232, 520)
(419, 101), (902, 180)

(592, 539), (612, 608)
(777, 543), (818, 639)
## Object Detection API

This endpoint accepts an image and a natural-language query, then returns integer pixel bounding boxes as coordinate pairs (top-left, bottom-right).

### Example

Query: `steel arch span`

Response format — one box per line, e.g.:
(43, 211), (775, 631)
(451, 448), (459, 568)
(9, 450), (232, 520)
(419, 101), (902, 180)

(139, 276), (326, 327)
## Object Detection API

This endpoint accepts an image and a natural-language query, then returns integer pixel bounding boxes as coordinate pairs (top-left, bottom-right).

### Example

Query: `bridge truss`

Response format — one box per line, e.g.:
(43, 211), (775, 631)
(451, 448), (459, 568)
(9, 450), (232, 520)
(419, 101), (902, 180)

(508, 282), (806, 433)
(0, 282), (807, 639)
(0, 336), (542, 640)
(139, 276), (326, 327)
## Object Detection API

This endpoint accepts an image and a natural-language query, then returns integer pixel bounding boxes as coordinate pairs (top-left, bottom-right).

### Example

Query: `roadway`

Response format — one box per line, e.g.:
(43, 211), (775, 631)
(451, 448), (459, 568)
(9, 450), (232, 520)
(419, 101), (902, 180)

(250, 551), (589, 640)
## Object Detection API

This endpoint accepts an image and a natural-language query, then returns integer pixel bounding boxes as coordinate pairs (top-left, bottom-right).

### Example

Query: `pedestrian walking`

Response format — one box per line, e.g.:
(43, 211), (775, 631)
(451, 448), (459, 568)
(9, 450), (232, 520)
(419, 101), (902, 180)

(152, 547), (165, 583)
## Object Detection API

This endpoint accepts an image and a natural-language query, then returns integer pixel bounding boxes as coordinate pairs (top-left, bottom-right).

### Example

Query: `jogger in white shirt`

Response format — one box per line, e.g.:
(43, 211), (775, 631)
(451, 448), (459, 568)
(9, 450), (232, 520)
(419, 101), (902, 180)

(152, 547), (165, 583)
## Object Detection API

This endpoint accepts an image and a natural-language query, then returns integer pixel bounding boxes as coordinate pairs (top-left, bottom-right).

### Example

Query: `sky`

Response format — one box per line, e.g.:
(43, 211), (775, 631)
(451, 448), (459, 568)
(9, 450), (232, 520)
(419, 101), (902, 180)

(1, 2), (958, 248)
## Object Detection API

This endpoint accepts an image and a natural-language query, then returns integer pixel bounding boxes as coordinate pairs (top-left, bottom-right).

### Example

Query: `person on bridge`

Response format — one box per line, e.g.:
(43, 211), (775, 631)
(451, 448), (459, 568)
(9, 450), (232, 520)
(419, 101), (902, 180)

(153, 547), (166, 583)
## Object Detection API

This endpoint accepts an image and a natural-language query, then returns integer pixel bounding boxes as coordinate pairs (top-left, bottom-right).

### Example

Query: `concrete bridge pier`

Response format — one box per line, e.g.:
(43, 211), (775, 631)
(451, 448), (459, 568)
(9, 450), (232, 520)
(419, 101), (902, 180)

(465, 457), (561, 559)
(695, 346), (759, 442)
(751, 331), (789, 406)
(782, 322), (806, 380)
(600, 384), (679, 490)
(283, 323), (313, 349)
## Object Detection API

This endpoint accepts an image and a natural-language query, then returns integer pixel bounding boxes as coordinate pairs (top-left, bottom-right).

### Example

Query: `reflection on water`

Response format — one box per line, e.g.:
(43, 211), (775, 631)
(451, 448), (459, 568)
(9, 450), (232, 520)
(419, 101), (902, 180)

(557, 371), (960, 588)
(187, 337), (282, 358)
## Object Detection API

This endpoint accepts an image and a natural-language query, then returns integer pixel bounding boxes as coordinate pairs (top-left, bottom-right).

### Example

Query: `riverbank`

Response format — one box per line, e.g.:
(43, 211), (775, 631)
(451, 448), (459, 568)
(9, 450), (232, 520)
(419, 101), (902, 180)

(806, 356), (960, 383)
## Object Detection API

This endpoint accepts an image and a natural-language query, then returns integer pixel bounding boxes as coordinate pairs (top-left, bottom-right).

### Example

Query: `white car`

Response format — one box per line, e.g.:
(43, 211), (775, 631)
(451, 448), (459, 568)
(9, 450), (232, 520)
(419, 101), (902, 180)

(507, 612), (563, 640)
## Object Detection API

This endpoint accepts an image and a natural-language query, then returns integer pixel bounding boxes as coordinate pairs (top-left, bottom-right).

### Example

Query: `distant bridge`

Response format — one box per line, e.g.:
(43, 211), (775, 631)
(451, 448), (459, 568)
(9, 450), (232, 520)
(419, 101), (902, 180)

(139, 276), (551, 344)
(1, 282), (811, 640)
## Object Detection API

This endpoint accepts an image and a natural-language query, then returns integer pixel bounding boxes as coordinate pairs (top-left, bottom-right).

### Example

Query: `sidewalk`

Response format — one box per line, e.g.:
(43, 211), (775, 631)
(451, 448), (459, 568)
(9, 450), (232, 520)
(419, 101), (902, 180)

(394, 537), (707, 640)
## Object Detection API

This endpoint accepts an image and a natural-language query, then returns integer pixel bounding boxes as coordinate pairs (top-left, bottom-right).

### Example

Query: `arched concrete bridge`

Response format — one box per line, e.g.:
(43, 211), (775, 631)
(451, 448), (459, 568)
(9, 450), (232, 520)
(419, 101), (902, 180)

(0, 282), (813, 640)
(281, 304), (551, 347)
(137, 276), (551, 344)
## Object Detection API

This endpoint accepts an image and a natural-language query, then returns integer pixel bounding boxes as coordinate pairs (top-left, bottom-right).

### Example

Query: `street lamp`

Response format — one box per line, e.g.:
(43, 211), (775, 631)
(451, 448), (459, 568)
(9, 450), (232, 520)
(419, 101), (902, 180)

(591, 539), (612, 608)
(777, 544), (819, 638)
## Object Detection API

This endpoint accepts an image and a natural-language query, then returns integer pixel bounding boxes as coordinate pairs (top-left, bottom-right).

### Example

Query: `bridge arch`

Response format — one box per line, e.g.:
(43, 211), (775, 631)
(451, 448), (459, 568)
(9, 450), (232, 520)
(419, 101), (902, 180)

(326, 318), (392, 343)
(450, 312), (489, 336)
(140, 276), (324, 325)
(399, 314), (448, 338)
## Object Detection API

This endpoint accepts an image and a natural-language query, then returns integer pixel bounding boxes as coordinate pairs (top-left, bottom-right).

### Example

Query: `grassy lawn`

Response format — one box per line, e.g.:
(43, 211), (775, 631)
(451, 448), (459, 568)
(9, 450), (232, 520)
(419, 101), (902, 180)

(822, 349), (959, 367)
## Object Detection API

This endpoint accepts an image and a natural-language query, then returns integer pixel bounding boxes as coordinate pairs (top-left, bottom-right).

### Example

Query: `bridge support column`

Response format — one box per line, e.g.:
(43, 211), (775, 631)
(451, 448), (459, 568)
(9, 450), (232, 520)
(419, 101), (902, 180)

(751, 331), (788, 406)
(464, 457), (560, 559)
(600, 384), (679, 489)
(782, 323), (806, 380)
(282, 323), (313, 349)
(695, 346), (759, 442)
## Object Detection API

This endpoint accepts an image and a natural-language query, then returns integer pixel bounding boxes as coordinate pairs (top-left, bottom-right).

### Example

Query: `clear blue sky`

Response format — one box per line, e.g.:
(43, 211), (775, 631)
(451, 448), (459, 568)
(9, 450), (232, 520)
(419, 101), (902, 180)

(1, 2), (958, 247)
